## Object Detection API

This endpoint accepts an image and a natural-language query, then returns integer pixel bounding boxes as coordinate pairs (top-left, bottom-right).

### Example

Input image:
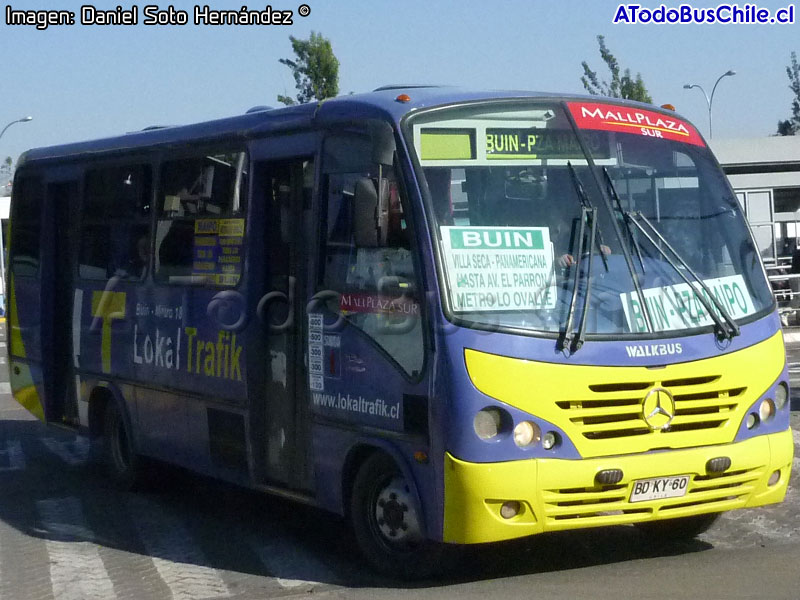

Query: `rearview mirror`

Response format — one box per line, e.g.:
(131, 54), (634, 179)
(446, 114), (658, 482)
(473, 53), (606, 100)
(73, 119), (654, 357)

(371, 122), (396, 166)
(354, 177), (388, 247)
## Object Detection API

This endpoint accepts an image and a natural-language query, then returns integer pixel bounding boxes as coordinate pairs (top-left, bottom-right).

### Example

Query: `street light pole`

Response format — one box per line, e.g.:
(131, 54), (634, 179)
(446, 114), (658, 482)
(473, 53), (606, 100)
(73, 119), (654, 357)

(0, 116), (33, 143)
(683, 71), (735, 139)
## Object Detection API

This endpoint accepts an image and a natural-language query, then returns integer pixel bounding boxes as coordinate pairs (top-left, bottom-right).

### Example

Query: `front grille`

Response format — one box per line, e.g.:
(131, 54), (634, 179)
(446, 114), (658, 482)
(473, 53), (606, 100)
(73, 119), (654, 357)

(542, 466), (763, 525)
(556, 374), (747, 441)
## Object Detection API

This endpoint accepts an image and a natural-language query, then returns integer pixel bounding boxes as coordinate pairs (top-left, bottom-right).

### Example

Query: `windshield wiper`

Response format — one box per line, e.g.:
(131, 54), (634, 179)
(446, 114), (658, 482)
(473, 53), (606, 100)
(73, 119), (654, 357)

(626, 211), (740, 340)
(567, 163), (609, 272)
(560, 204), (598, 352)
(561, 163), (606, 352)
(603, 168), (647, 273)
(602, 167), (654, 334)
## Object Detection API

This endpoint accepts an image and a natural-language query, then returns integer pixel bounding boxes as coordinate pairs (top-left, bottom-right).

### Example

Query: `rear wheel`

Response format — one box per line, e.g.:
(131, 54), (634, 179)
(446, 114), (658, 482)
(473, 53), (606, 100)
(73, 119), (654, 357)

(350, 453), (446, 579)
(103, 401), (141, 489)
(635, 513), (720, 541)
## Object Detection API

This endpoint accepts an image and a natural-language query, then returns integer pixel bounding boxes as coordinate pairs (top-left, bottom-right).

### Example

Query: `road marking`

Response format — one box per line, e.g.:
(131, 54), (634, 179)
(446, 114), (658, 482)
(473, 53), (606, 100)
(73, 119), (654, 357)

(783, 330), (800, 343)
(37, 497), (116, 600)
(127, 497), (231, 600)
(41, 437), (90, 466)
(0, 440), (25, 471)
(249, 531), (333, 589)
(0, 382), (10, 395)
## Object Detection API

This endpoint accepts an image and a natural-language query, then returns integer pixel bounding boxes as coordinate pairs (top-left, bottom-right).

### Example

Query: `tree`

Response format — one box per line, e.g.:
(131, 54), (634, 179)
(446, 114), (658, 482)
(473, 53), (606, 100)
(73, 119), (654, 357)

(581, 35), (653, 104)
(277, 31), (339, 106)
(0, 157), (12, 192)
(776, 51), (800, 135)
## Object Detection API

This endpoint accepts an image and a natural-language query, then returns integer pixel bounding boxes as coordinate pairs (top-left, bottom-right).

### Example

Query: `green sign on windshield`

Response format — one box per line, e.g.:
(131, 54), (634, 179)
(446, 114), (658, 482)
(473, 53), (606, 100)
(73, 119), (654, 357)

(440, 226), (556, 312)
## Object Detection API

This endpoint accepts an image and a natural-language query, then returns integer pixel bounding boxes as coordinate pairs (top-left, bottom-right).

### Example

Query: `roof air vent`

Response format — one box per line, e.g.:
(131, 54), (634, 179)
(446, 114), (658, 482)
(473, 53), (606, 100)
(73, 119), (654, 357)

(246, 105), (274, 114)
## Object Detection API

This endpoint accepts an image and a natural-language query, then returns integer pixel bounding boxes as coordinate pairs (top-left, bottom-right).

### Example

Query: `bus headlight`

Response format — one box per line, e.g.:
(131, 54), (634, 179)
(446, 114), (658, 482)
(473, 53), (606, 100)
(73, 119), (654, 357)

(513, 421), (541, 448)
(775, 383), (789, 410)
(759, 398), (776, 422)
(542, 431), (560, 450)
(474, 407), (508, 440)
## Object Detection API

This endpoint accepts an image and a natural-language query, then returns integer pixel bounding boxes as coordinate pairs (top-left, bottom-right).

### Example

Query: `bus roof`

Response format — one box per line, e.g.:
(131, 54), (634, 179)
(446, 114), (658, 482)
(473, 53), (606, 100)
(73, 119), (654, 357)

(17, 87), (662, 167)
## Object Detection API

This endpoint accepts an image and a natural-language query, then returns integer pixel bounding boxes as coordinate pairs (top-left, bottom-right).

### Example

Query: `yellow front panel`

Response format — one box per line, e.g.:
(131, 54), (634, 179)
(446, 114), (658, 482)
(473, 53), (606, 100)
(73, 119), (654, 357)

(443, 429), (792, 544)
(465, 331), (785, 458)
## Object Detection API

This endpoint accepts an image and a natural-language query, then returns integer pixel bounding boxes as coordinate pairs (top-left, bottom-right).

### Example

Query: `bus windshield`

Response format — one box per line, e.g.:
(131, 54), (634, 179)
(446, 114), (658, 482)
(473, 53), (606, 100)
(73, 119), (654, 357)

(408, 101), (774, 337)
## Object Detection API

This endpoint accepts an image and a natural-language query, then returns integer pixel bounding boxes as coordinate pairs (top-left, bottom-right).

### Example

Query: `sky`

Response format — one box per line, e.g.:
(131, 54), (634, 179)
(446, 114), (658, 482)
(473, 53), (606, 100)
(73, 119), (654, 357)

(1, 0), (799, 165)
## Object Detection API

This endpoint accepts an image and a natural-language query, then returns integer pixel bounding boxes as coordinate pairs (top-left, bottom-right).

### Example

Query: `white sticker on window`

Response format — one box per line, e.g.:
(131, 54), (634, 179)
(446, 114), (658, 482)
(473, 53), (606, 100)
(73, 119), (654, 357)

(308, 313), (324, 391)
(440, 226), (557, 312)
(620, 274), (755, 333)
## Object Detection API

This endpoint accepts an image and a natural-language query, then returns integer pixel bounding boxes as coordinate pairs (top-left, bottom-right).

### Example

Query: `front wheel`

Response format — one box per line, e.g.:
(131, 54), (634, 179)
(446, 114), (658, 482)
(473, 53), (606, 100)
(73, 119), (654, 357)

(634, 513), (720, 542)
(103, 401), (142, 490)
(350, 453), (447, 579)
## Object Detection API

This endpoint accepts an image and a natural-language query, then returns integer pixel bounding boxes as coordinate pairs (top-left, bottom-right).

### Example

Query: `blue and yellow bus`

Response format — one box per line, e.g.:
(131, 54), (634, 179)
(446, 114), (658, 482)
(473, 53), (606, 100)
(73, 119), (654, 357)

(8, 88), (792, 577)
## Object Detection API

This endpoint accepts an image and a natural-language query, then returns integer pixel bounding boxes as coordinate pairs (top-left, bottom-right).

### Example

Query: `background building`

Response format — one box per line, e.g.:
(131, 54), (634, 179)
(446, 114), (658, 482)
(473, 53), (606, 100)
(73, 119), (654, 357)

(712, 136), (800, 265)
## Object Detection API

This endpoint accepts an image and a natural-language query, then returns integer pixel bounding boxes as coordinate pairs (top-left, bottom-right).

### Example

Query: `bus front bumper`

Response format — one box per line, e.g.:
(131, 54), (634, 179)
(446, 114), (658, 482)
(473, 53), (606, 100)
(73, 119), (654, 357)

(442, 429), (793, 544)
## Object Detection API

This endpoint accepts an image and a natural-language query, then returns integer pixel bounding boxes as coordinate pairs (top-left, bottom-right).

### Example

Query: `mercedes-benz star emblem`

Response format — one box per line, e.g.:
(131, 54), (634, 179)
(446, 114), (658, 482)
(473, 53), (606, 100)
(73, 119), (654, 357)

(642, 387), (675, 431)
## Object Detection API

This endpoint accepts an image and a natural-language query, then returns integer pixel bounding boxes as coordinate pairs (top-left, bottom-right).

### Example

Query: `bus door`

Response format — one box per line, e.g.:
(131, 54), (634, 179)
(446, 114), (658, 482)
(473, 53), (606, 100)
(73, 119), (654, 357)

(250, 134), (317, 490)
(311, 125), (428, 452)
(43, 180), (80, 424)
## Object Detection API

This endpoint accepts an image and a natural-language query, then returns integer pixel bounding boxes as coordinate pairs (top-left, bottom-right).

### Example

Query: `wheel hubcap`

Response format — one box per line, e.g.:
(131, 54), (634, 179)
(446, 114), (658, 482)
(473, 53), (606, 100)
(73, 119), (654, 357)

(374, 476), (422, 545)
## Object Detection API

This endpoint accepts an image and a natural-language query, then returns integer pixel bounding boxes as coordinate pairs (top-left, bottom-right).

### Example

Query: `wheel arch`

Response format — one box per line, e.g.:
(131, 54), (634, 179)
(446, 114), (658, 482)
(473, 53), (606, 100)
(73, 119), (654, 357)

(341, 439), (428, 538)
(86, 381), (135, 450)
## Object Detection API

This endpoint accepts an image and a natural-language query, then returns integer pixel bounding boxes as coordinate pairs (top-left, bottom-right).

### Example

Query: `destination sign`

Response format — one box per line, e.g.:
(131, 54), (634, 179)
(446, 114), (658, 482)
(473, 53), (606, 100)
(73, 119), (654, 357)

(620, 274), (754, 333)
(485, 128), (611, 160)
(486, 128), (538, 158)
(440, 226), (557, 312)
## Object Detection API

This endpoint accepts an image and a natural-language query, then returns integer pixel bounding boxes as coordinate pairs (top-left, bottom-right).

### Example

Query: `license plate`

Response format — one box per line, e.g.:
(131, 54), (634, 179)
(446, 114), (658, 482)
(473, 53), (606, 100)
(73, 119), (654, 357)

(629, 475), (690, 503)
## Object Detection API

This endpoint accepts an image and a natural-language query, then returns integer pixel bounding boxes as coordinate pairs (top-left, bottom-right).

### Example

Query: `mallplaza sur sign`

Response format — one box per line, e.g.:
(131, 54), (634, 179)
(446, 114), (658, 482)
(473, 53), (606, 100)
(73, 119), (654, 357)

(567, 101), (706, 147)
(440, 226), (557, 312)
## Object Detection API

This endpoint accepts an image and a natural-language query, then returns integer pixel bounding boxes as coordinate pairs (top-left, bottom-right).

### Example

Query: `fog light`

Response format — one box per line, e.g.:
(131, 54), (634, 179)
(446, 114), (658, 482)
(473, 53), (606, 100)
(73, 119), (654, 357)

(595, 469), (624, 485)
(775, 383), (789, 410)
(746, 413), (759, 430)
(768, 470), (781, 486)
(542, 431), (559, 450)
(474, 408), (502, 440)
(759, 399), (776, 422)
(513, 421), (541, 448)
(706, 457), (731, 474)
(500, 501), (520, 519)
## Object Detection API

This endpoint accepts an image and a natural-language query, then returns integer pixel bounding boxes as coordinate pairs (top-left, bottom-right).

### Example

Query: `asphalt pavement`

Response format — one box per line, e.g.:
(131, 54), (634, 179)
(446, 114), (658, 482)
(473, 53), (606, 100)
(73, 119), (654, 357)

(0, 327), (799, 599)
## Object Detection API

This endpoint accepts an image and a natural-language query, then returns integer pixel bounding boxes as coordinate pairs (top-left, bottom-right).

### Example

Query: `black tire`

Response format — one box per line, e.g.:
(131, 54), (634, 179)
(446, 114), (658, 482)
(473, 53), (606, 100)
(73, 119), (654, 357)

(103, 401), (141, 490)
(634, 513), (720, 542)
(350, 453), (447, 580)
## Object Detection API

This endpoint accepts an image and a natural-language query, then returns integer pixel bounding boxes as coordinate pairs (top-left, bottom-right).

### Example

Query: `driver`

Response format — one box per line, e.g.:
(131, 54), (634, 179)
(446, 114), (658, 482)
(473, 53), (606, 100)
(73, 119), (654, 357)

(542, 169), (610, 268)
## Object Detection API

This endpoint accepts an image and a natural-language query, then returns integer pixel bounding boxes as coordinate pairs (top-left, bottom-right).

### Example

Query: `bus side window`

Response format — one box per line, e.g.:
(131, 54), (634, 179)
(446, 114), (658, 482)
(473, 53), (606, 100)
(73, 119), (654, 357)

(155, 151), (247, 286)
(10, 175), (44, 277)
(320, 135), (424, 377)
(79, 165), (152, 281)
